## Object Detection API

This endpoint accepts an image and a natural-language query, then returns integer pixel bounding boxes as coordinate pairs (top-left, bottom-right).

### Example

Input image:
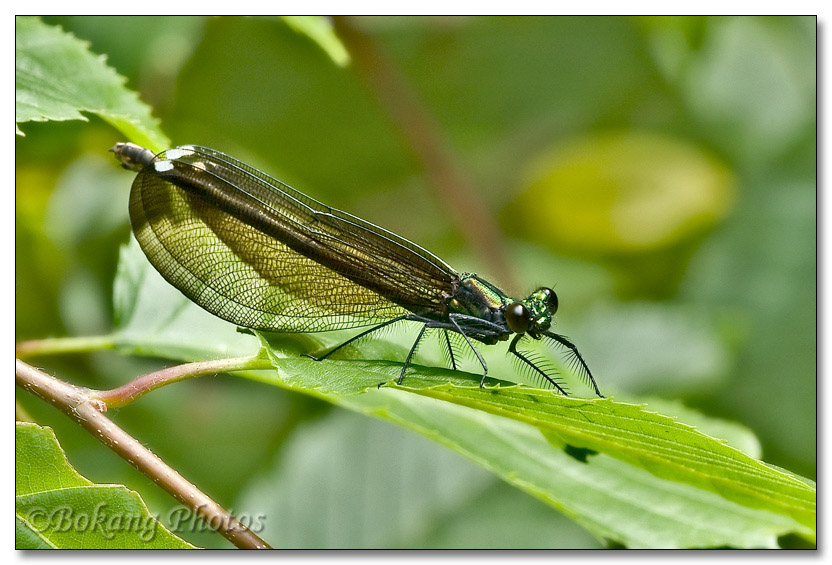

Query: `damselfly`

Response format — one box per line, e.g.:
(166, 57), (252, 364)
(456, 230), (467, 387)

(113, 142), (602, 397)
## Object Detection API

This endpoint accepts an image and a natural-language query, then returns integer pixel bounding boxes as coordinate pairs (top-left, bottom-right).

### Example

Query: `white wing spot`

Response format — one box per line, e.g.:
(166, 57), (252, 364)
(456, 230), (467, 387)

(165, 147), (196, 160)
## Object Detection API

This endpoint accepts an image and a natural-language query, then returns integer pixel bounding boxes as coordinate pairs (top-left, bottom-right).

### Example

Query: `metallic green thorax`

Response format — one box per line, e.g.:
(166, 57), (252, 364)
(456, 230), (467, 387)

(447, 275), (553, 337)
(448, 274), (510, 318)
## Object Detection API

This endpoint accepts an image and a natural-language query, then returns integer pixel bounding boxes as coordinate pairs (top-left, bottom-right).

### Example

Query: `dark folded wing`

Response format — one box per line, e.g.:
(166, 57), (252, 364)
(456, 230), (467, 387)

(128, 145), (459, 332)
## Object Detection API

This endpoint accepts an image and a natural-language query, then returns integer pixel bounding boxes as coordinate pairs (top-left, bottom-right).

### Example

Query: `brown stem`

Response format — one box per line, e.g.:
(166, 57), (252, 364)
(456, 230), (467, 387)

(92, 355), (273, 409)
(15, 359), (272, 549)
(333, 16), (516, 290)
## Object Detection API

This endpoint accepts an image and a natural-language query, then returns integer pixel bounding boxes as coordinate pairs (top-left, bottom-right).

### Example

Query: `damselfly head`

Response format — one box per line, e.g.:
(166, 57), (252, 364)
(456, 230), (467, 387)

(504, 287), (559, 336)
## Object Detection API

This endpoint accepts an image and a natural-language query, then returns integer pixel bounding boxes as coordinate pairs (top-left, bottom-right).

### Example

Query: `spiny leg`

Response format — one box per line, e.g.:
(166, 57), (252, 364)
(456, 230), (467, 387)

(398, 324), (428, 384)
(303, 315), (409, 361)
(449, 315), (489, 386)
(509, 334), (568, 395)
(544, 332), (604, 398)
(440, 329), (459, 371)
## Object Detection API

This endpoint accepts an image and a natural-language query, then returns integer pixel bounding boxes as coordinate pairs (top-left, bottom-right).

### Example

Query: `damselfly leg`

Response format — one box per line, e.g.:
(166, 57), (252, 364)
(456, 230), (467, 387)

(508, 334), (569, 395)
(543, 332), (604, 398)
(302, 315), (410, 362)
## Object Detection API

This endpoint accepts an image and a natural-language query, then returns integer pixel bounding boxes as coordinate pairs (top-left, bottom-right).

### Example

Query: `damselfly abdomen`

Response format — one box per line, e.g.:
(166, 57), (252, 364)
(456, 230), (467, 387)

(113, 142), (602, 397)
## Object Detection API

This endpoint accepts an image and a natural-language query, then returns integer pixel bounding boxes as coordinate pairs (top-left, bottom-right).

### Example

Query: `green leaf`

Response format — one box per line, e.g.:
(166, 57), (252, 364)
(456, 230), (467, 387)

(15, 16), (168, 151)
(241, 356), (813, 548)
(282, 16), (350, 66)
(636, 397), (761, 459)
(15, 422), (195, 549)
(103, 242), (815, 547)
(403, 384), (815, 529)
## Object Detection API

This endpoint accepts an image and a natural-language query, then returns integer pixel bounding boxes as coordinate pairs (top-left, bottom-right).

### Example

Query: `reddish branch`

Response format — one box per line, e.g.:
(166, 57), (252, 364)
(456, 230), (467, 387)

(15, 359), (271, 549)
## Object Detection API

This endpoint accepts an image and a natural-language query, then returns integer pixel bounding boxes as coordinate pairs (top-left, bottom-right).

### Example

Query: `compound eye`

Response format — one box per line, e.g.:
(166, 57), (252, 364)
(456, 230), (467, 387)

(505, 302), (531, 334)
(540, 287), (559, 314)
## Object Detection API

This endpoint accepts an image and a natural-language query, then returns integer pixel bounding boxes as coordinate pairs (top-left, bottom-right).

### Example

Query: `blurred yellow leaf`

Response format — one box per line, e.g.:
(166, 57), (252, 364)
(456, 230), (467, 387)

(508, 131), (735, 255)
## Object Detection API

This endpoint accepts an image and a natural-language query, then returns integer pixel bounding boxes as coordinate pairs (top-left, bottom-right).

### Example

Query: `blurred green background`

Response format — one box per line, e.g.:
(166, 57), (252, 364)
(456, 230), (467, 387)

(16, 16), (816, 548)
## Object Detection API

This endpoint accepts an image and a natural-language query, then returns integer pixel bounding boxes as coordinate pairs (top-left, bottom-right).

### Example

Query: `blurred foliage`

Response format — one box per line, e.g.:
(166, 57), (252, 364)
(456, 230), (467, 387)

(17, 16), (816, 548)
(510, 131), (735, 255)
